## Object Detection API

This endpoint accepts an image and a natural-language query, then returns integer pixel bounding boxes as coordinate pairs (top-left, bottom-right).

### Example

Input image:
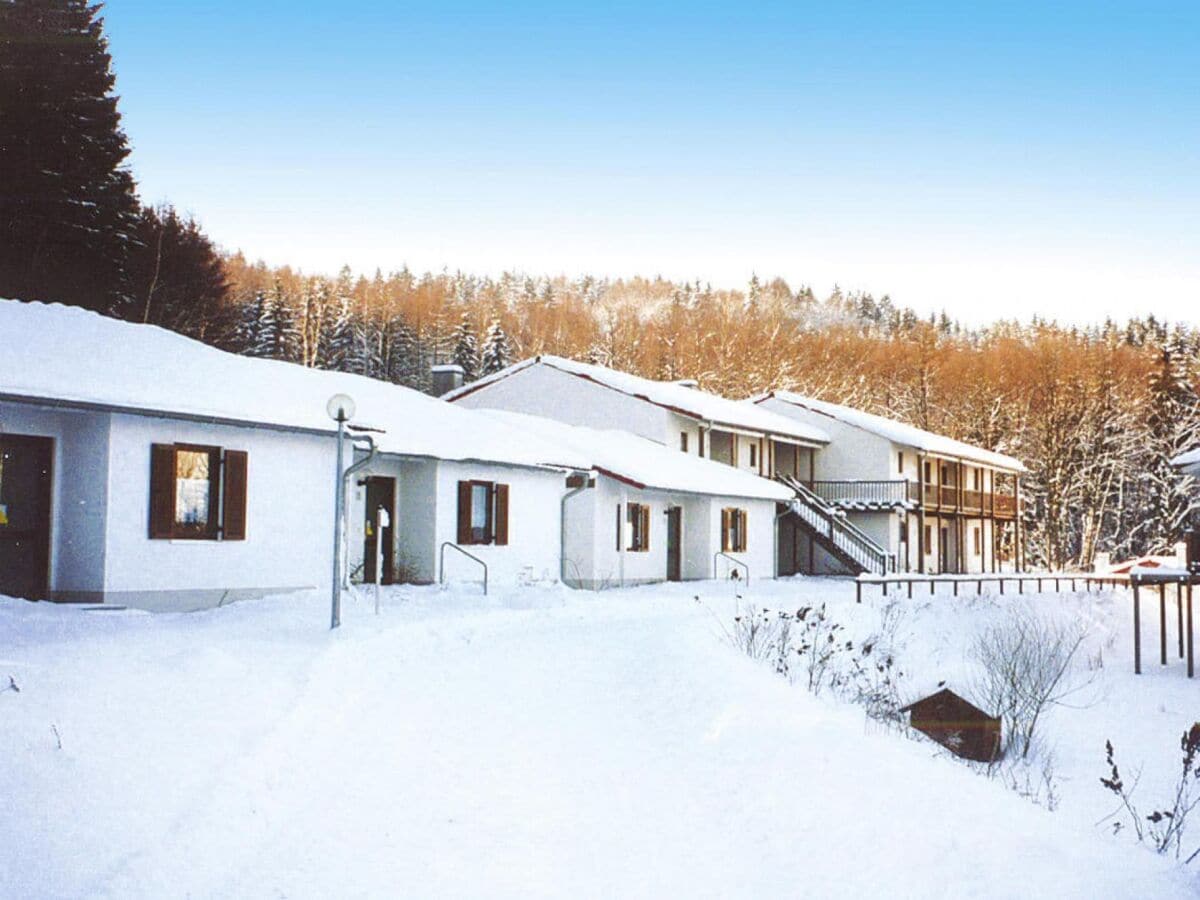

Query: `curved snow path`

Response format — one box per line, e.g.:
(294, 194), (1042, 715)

(2, 586), (1191, 898)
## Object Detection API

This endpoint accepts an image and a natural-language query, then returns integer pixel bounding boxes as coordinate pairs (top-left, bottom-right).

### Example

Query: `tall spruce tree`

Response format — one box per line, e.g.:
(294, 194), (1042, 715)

(479, 319), (511, 376)
(0, 0), (140, 312)
(127, 204), (228, 335)
(451, 313), (479, 381)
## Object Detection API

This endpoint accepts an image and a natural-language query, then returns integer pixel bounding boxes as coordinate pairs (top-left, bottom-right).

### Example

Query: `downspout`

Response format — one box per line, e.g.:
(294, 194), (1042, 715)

(560, 471), (592, 588)
(340, 434), (377, 589)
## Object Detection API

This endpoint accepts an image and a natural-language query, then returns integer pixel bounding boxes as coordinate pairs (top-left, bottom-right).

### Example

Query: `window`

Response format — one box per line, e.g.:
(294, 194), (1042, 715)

(749, 444), (757, 468)
(721, 507), (748, 553)
(923, 460), (932, 483)
(698, 429), (705, 457)
(940, 463), (951, 484)
(924, 524), (933, 552)
(681, 432), (689, 452)
(456, 480), (509, 546)
(898, 452), (904, 474)
(899, 520), (908, 543)
(624, 502), (650, 552)
(974, 526), (983, 555)
(149, 444), (247, 541)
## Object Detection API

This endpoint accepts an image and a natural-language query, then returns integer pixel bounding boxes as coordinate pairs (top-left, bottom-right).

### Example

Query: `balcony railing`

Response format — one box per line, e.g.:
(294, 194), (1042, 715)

(804, 479), (1019, 518)
(805, 480), (914, 506)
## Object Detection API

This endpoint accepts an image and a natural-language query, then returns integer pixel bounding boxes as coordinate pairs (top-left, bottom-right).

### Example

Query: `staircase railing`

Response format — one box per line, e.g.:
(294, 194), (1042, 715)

(439, 542), (488, 595)
(778, 475), (893, 575)
(713, 551), (750, 583)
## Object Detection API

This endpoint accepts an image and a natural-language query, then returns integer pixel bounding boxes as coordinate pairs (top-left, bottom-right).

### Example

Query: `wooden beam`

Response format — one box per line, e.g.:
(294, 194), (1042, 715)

(1133, 578), (1142, 675)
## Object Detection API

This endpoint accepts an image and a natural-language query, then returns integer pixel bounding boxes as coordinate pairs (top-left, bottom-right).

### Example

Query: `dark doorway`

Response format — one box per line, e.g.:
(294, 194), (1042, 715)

(362, 476), (395, 584)
(666, 506), (682, 581)
(0, 435), (53, 600)
(939, 525), (950, 574)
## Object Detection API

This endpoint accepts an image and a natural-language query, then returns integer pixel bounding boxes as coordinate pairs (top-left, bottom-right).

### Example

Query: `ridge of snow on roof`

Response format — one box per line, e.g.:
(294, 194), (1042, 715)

(757, 391), (1026, 472)
(0, 300), (581, 470)
(481, 411), (794, 502)
(444, 355), (830, 445)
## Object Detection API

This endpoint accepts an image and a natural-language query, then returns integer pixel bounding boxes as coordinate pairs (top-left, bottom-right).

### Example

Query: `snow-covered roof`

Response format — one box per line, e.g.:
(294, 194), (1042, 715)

(481, 411), (794, 502)
(1172, 447), (1200, 473)
(444, 355), (830, 446)
(0, 300), (582, 471)
(754, 391), (1026, 473)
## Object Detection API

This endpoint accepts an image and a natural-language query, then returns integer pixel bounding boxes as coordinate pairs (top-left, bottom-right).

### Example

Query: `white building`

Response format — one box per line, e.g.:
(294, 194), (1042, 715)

(442, 355), (830, 479)
(752, 392), (1027, 575)
(481, 411), (793, 588)
(0, 300), (584, 609)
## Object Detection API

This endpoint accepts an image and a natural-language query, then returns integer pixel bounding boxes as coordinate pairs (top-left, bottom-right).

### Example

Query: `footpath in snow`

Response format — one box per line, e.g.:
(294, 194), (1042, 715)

(1, 577), (1196, 898)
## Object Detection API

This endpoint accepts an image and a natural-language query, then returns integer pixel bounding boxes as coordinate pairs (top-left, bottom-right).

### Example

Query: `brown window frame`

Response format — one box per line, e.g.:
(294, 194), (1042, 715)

(626, 502), (650, 552)
(721, 507), (748, 553)
(748, 444), (757, 468)
(680, 431), (689, 452)
(973, 526), (983, 555)
(456, 480), (509, 546)
(149, 443), (247, 541)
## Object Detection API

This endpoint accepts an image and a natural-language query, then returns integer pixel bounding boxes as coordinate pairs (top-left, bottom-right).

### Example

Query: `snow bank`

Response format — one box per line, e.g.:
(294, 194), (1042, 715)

(445, 354), (831, 445)
(755, 390), (1025, 472)
(1, 578), (1193, 897)
(0, 299), (584, 471)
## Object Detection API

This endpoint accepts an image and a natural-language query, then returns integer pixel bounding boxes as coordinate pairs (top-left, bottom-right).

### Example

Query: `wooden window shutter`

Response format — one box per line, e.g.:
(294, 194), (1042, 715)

(641, 504), (650, 551)
(149, 444), (175, 539)
(738, 510), (748, 551)
(222, 450), (248, 540)
(493, 483), (509, 545)
(721, 508), (731, 552)
(457, 481), (472, 544)
(616, 504), (622, 551)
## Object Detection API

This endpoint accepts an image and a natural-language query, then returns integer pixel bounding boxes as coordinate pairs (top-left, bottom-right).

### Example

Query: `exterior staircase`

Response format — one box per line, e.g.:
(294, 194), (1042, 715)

(777, 475), (895, 576)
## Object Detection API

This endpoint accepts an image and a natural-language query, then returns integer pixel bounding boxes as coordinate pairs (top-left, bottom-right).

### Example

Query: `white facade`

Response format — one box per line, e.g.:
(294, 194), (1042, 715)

(1, 399), (336, 610)
(561, 476), (776, 589)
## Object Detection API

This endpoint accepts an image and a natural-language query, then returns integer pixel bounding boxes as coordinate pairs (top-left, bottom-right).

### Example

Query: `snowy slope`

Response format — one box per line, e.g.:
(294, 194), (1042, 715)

(481, 410), (794, 500)
(1, 581), (1193, 898)
(755, 390), (1025, 472)
(444, 354), (832, 445)
(0, 299), (584, 471)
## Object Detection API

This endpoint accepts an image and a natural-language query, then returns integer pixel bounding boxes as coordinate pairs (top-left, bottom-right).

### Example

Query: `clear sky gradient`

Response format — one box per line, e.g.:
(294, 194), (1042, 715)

(103, 1), (1199, 324)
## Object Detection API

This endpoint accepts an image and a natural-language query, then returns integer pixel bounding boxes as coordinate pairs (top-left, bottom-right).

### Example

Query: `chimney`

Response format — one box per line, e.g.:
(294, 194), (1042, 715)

(431, 364), (465, 397)
(674, 378), (699, 389)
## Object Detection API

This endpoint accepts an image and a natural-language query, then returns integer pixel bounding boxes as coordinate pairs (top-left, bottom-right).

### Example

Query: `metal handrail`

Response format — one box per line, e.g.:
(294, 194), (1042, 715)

(714, 551), (749, 583)
(804, 479), (913, 505)
(779, 475), (892, 575)
(439, 542), (488, 595)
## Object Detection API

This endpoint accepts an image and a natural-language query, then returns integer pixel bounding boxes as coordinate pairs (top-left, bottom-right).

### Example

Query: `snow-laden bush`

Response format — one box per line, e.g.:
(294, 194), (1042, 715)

(968, 609), (1093, 759)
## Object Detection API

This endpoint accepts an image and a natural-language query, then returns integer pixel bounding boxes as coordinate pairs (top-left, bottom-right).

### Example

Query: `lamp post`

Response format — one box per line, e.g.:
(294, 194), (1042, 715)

(327, 393), (356, 629)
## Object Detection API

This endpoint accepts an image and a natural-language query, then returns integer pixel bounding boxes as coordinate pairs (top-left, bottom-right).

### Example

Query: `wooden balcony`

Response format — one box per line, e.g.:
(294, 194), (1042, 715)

(803, 479), (1019, 518)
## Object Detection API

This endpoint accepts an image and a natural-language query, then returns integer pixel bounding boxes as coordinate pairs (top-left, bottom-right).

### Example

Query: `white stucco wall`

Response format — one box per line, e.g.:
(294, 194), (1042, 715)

(453, 364), (676, 446)
(0, 401), (110, 596)
(433, 461), (566, 587)
(103, 413), (335, 607)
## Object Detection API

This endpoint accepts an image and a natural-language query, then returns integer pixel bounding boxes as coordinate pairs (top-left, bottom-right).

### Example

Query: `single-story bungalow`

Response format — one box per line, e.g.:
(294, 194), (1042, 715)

(480, 411), (794, 588)
(0, 299), (584, 610)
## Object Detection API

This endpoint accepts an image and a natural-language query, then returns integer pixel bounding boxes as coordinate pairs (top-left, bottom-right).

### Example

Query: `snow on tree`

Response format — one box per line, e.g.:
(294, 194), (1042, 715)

(479, 320), (511, 376)
(451, 313), (479, 382)
(322, 291), (357, 373)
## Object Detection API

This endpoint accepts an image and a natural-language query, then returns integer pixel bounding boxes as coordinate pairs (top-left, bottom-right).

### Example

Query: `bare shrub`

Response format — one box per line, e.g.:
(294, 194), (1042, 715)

(969, 609), (1093, 758)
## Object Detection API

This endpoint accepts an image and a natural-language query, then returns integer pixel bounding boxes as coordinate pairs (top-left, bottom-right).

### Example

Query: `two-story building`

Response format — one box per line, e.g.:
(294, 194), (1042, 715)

(441, 355), (830, 478)
(753, 391), (1026, 575)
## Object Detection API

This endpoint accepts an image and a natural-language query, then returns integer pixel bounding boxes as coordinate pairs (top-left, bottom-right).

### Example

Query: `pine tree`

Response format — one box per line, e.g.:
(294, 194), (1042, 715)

(323, 292), (356, 372)
(240, 290), (274, 358)
(0, 0), (140, 312)
(266, 283), (299, 361)
(451, 313), (479, 381)
(479, 319), (511, 376)
(1136, 335), (1200, 553)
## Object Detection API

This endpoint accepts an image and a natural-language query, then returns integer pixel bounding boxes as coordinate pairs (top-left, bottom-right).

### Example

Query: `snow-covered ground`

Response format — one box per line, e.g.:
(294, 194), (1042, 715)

(2, 577), (1197, 898)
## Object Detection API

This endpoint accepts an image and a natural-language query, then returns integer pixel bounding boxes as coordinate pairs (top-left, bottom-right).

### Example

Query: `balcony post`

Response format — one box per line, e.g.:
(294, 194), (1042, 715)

(1015, 474), (1024, 573)
(917, 453), (927, 574)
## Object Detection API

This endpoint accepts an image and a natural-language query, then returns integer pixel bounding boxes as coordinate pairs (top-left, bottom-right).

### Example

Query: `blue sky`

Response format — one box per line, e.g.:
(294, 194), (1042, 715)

(104, 1), (1199, 323)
